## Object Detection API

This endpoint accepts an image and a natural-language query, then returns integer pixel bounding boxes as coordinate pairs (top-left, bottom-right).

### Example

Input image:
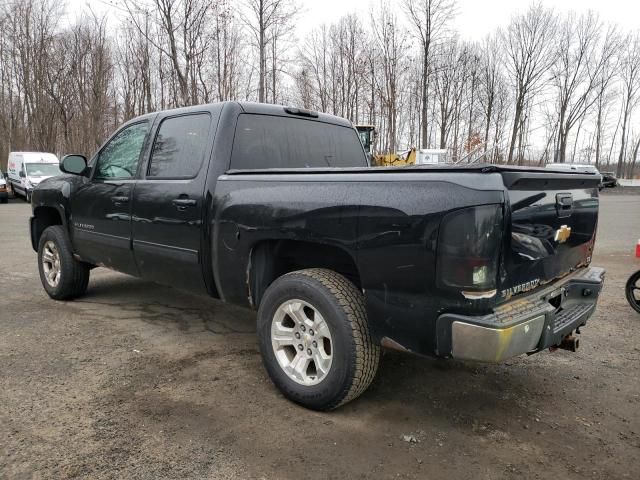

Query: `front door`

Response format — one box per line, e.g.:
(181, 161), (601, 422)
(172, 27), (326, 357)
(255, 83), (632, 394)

(71, 121), (151, 275)
(131, 112), (213, 292)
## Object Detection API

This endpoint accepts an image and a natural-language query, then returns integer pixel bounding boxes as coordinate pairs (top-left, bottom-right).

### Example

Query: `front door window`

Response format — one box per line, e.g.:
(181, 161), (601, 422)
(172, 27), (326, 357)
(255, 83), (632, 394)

(94, 122), (149, 180)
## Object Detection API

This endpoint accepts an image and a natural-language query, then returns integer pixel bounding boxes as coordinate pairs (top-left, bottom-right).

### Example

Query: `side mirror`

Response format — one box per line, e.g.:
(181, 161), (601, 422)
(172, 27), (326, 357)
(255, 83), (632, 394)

(19, 170), (25, 178)
(60, 154), (88, 176)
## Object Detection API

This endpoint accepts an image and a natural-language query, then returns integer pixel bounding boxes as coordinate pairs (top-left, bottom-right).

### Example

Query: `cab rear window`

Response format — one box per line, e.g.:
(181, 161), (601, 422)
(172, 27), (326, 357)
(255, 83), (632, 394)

(230, 114), (367, 170)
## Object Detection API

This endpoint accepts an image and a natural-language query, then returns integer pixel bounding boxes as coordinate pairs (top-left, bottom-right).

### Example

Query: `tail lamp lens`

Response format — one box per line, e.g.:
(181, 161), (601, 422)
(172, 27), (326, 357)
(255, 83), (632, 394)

(437, 204), (503, 290)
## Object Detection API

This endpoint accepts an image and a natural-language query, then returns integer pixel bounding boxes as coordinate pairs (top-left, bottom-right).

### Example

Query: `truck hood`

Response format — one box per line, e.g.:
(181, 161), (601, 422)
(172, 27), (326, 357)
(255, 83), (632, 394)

(28, 175), (58, 186)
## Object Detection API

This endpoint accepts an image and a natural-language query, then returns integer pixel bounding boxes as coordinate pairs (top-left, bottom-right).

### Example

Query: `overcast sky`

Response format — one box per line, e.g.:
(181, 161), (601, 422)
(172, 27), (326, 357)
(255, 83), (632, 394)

(298, 0), (639, 40)
(78, 0), (640, 41)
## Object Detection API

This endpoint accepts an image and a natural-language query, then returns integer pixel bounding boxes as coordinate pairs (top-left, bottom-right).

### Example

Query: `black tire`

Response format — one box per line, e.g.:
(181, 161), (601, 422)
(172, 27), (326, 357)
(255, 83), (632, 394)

(626, 270), (640, 314)
(37, 225), (90, 300)
(257, 268), (380, 410)
(0, 197), (7, 204)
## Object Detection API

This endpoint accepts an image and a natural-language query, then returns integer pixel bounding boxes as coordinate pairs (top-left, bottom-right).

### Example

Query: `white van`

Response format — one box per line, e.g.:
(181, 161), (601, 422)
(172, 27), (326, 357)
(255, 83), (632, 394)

(7, 152), (60, 202)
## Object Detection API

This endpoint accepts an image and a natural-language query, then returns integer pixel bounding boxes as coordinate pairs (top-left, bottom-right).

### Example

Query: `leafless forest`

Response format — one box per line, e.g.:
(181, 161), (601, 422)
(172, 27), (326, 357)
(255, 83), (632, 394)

(0, 0), (639, 177)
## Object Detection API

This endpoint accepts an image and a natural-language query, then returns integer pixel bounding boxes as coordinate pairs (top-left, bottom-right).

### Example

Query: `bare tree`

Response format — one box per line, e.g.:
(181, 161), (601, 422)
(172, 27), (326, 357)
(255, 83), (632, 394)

(242, 0), (298, 103)
(479, 35), (504, 154)
(371, 3), (407, 153)
(592, 30), (620, 168)
(500, 3), (557, 164)
(70, 13), (115, 152)
(211, 0), (245, 101)
(552, 13), (619, 162)
(433, 38), (466, 152)
(123, 0), (212, 107)
(627, 133), (640, 178)
(298, 25), (332, 112)
(0, 0), (637, 174)
(616, 33), (640, 177)
(404, 0), (455, 149)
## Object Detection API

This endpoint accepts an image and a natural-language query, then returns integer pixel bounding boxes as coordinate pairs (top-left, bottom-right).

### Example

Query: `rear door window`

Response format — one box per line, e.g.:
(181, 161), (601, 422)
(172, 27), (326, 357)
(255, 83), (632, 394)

(230, 114), (367, 170)
(147, 114), (211, 178)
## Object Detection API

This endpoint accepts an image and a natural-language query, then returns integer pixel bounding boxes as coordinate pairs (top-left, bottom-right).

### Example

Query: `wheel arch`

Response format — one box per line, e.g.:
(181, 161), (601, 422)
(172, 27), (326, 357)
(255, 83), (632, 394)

(31, 206), (67, 252)
(248, 239), (361, 309)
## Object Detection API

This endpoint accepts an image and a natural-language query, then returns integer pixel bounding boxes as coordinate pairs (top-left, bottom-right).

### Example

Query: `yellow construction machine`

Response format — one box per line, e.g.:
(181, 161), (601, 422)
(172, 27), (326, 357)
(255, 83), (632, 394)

(356, 125), (416, 166)
(374, 149), (417, 166)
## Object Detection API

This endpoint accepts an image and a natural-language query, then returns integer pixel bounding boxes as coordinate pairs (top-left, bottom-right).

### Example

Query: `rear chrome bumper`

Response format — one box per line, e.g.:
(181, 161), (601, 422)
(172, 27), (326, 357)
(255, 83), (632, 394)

(451, 315), (545, 362)
(440, 267), (605, 362)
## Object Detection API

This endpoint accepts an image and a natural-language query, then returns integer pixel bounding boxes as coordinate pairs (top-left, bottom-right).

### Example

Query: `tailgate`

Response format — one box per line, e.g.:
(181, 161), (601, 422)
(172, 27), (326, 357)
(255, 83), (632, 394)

(499, 171), (600, 302)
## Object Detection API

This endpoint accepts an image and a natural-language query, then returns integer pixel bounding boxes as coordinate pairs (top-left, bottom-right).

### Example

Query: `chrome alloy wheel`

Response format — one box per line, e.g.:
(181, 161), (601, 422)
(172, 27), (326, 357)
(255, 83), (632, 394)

(271, 299), (333, 386)
(42, 241), (61, 287)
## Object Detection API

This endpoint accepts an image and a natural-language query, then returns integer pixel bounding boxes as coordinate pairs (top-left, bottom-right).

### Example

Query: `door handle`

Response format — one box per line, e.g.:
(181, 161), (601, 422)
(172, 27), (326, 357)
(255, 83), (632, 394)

(172, 198), (197, 208)
(111, 195), (129, 204)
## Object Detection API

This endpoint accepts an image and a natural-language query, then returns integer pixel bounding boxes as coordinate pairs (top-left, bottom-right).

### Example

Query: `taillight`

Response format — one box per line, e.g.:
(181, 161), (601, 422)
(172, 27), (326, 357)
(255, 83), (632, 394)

(437, 204), (503, 291)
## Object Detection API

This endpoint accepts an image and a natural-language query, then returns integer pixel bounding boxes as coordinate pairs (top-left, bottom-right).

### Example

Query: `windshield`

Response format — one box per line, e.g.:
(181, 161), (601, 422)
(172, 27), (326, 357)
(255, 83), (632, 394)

(25, 163), (61, 177)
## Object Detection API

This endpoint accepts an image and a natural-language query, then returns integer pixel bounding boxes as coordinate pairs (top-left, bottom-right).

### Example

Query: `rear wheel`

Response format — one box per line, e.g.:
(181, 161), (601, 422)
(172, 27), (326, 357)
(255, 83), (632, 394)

(626, 270), (640, 314)
(38, 226), (90, 300)
(257, 268), (380, 410)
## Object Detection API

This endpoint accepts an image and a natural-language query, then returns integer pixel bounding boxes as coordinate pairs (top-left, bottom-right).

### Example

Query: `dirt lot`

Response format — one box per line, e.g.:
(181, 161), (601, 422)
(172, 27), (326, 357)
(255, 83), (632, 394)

(1, 194), (639, 480)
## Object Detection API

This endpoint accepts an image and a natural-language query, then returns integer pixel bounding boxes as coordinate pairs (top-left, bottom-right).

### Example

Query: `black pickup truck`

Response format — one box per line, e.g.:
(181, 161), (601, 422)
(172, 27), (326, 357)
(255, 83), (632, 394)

(30, 102), (605, 410)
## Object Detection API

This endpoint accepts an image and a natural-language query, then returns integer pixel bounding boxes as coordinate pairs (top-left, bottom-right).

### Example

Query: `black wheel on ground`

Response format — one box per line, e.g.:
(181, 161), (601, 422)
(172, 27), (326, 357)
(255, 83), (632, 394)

(0, 197), (7, 204)
(37, 225), (90, 300)
(11, 184), (19, 198)
(257, 268), (380, 411)
(626, 270), (640, 314)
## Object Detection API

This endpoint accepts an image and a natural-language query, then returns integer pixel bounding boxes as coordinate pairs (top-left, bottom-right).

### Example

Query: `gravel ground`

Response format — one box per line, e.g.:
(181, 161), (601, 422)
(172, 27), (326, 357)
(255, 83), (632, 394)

(1, 195), (639, 480)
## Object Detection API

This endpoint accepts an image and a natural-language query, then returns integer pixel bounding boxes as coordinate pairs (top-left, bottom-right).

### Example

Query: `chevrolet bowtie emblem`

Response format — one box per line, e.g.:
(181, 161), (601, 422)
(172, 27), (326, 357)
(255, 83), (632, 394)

(554, 225), (572, 243)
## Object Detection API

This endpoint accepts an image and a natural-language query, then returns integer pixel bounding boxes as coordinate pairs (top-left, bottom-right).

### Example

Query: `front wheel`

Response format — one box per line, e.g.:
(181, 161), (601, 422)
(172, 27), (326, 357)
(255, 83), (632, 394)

(626, 270), (640, 314)
(38, 226), (90, 300)
(257, 268), (380, 410)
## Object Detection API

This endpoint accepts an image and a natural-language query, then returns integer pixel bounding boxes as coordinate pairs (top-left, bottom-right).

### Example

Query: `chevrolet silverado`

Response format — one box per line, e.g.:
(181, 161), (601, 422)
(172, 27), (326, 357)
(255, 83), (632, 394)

(30, 102), (605, 410)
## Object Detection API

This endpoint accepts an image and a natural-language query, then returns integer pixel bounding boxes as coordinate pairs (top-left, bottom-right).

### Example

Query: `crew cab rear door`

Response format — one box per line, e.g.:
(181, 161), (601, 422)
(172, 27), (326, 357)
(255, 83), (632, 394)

(131, 111), (216, 293)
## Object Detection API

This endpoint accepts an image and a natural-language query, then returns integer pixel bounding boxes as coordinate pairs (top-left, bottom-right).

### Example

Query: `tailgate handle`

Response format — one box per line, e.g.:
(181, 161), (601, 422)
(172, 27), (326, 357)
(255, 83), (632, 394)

(111, 195), (129, 204)
(556, 193), (573, 217)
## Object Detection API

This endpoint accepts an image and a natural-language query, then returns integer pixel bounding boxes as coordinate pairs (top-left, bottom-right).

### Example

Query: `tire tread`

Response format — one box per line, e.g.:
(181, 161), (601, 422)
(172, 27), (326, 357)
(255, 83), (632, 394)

(285, 268), (380, 409)
(38, 225), (89, 300)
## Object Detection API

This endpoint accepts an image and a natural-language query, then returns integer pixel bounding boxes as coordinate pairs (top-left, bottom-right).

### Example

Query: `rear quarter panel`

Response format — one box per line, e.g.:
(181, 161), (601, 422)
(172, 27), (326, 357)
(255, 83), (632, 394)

(212, 171), (505, 355)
